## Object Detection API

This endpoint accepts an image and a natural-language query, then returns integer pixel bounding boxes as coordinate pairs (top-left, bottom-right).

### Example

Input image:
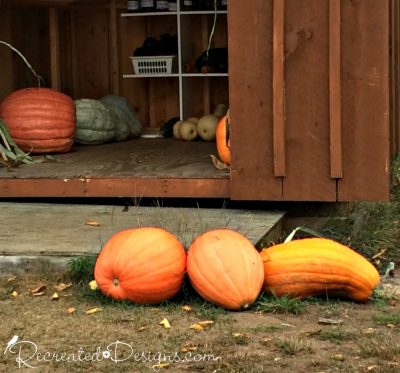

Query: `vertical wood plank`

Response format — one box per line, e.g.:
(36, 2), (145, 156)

(329, 0), (342, 178)
(0, 6), (14, 100)
(71, 9), (111, 98)
(109, 0), (120, 95)
(49, 7), (60, 90)
(339, 0), (390, 201)
(273, 0), (286, 177)
(391, 0), (400, 156)
(283, 0), (336, 201)
(69, 10), (79, 98)
(228, 0), (282, 200)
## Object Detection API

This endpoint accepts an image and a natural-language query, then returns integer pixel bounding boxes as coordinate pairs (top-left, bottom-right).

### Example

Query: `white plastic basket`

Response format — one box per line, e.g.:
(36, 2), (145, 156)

(130, 55), (177, 75)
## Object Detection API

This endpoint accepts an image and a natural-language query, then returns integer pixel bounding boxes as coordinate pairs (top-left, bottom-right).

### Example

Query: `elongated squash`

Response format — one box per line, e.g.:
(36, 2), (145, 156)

(260, 238), (380, 302)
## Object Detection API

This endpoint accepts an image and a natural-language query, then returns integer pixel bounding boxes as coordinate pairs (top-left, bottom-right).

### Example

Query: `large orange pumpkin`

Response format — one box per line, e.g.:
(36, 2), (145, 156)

(216, 114), (230, 165)
(94, 227), (186, 304)
(260, 238), (381, 302)
(0, 87), (75, 153)
(187, 229), (264, 310)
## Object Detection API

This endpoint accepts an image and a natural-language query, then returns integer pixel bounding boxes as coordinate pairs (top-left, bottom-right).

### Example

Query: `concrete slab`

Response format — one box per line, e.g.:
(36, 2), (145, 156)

(0, 202), (285, 270)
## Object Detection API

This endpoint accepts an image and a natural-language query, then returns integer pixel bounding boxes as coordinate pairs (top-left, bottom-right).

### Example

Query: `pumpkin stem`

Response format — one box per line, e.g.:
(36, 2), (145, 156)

(113, 278), (120, 287)
(0, 40), (45, 87)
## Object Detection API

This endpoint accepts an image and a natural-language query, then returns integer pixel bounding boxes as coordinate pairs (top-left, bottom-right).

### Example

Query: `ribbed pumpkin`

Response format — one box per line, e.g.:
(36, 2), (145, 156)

(260, 238), (381, 302)
(94, 227), (186, 304)
(0, 87), (75, 153)
(187, 229), (264, 310)
(100, 95), (142, 140)
(74, 99), (116, 144)
(216, 114), (230, 165)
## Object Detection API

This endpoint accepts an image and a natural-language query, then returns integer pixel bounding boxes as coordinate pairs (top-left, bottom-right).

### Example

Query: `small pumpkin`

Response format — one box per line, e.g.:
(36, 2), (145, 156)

(94, 227), (186, 304)
(187, 228), (264, 310)
(260, 238), (381, 302)
(0, 87), (75, 153)
(100, 95), (142, 140)
(216, 113), (230, 165)
(74, 99), (116, 144)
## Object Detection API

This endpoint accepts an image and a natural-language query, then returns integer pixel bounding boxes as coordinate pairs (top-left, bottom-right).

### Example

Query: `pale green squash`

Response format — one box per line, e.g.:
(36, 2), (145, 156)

(100, 95), (142, 139)
(74, 99), (116, 145)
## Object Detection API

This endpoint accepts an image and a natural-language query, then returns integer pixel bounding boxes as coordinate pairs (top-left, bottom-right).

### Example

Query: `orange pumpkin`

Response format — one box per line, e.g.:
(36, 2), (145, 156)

(187, 229), (264, 310)
(94, 227), (186, 304)
(0, 87), (75, 153)
(260, 238), (381, 302)
(216, 114), (230, 165)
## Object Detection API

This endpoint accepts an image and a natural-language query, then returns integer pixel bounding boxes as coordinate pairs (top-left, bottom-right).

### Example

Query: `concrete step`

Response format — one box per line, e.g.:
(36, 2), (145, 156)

(0, 202), (285, 272)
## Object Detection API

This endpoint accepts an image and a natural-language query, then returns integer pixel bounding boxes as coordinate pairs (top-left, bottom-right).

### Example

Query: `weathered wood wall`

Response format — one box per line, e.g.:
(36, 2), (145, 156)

(228, 0), (392, 201)
(0, 0), (397, 201)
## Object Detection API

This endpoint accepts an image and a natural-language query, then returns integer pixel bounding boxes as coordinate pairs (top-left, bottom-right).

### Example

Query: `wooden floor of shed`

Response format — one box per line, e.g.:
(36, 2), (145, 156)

(0, 202), (285, 271)
(0, 138), (228, 179)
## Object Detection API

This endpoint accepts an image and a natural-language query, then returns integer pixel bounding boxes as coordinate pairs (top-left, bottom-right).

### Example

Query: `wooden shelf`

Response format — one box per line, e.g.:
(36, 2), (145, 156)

(120, 10), (227, 17)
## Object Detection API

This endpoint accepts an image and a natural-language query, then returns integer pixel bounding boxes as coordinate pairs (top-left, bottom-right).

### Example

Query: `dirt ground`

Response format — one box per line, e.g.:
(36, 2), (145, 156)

(0, 267), (399, 373)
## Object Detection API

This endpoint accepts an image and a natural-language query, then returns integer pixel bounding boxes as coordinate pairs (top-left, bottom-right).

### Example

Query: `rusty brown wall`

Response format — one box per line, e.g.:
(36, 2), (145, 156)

(229, 0), (392, 201)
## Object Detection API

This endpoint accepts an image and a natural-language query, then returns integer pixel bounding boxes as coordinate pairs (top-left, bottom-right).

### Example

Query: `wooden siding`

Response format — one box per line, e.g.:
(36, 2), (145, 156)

(391, 0), (400, 158)
(0, 0), (396, 201)
(228, 0), (391, 201)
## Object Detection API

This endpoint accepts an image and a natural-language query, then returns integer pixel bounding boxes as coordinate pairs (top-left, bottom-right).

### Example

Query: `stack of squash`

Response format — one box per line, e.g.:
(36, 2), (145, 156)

(75, 95), (142, 145)
(94, 227), (381, 309)
(0, 88), (142, 153)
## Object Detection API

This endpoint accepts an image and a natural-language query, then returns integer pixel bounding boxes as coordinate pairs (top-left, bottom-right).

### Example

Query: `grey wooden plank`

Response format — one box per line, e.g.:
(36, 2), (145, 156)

(0, 139), (228, 179)
(0, 203), (285, 257)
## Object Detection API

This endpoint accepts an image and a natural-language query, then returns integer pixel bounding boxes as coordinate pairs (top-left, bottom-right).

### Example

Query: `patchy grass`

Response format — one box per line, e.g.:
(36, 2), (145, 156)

(321, 153), (400, 268)
(257, 293), (306, 315)
(273, 337), (313, 356)
(317, 327), (356, 344)
(373, 312), (400, 326)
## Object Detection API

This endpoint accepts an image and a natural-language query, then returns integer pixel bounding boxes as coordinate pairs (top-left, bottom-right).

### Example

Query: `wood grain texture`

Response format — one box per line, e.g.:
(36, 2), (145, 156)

(391, 0), (400, 156)
(273, 0), (286, 177)
(283, 0), (336, 201)
(0, 202), (285, 256)
(49, 7), (61, 90)
(0, 139), (228, 179)
(228, 0), (282, 200)
(339, 0), (390, 201)
(0, 6), (14, 101)
(329, 0), (342, 178)
(72, 8), (110, 98)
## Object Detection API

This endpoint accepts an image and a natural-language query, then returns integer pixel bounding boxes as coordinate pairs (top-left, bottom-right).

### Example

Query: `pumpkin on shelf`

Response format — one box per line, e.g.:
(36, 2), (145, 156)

(216, 113), (230, 165)
(187, 228), (264, 310)
(100, 95), (142, 140)
(0, 87), (75, 154)
(94, 227), (186, 304)
(260, 238), (381, 302)
(74, 99), (116, 145)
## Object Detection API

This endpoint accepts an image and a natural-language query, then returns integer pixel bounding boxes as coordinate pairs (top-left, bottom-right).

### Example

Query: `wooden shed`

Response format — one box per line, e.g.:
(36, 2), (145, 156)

(0, 0), (398, 201)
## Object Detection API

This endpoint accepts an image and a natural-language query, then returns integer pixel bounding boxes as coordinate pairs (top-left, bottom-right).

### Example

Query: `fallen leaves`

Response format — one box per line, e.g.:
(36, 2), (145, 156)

(54, 282), (72, 292)
(159, 318), (171, 329)
(29, 284), (46, 296)
(210, 154), (229, 170)
(86, 307), (102, 315)
(89, 280), (98, 291)
(85, 220), (100, 227)
(189, 320), (214, 331)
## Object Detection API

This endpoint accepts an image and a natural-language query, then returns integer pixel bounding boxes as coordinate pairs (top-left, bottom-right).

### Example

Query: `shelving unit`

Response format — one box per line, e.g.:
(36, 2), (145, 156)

(120, 6), (228, 128)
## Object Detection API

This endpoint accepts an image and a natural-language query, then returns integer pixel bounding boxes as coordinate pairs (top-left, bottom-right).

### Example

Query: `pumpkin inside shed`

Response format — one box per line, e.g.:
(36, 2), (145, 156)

(0, 0), (229, 197)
